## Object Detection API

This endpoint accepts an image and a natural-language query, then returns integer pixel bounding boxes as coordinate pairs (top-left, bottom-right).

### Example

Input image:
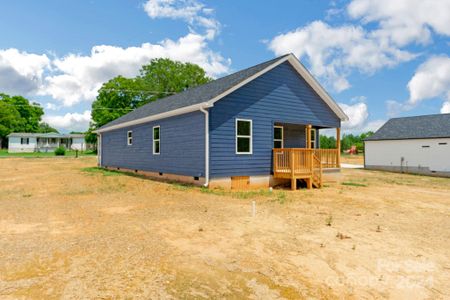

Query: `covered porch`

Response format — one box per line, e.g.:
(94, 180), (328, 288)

(272, 123), (341, 190)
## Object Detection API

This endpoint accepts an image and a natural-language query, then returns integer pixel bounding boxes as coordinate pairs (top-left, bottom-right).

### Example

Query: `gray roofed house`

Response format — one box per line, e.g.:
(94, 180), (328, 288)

(366, 113), (450, 141)
(364, 113), (450, 177)
(98, 54), (294, 131)
(97, 54), (349, 190)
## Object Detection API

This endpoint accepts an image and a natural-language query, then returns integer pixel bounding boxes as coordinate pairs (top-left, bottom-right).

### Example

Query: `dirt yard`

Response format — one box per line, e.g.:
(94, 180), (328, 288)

(0, 157), (449, 299)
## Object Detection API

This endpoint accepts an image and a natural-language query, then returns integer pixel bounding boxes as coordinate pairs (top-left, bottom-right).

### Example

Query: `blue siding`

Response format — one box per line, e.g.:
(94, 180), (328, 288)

(209, 61), (340, 177)
(101, 111), (205, 177)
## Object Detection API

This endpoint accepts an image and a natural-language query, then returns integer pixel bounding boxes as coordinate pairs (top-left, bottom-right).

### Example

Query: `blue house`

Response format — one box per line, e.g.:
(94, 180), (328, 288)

(96, 54), (348, 190)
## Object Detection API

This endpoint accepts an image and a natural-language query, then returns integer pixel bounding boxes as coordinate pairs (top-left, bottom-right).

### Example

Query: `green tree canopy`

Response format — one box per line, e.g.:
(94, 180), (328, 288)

(38, 122), (59, 133)
(320, 131), (374, 152)
(0, 93), (45, 147)
(90, 58), (212, 129)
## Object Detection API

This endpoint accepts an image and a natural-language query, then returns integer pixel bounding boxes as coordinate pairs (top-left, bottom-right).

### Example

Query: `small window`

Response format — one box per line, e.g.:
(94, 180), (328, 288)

(236, 119), (252, 154)
(438, 142), (447, 145)
(153, 126), (160, 154)
(127, 131), (133, 145)
(274, 126), (283, 148)
(21, 138), (29, 145)
(310, 128), (317, 148)
(422, 145), (430, 148)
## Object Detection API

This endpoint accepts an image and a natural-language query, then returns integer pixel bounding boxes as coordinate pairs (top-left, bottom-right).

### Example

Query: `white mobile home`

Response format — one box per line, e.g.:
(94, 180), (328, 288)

(364, 114), (450, 177)
(7, 133), (87, 153)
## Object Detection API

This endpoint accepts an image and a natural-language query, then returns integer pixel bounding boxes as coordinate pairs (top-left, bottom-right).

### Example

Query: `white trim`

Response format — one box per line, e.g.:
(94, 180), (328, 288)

(95, 103), (212, 133)
(273, 125), (284, 148)
(206, 54), (348, 121)
(152, 126), (160, 155)
(235, 118), (253, 155)
(95, 53), (347, 134)
(200, 107), (209, 187)
(127, 130), (133, 146)
(286, 55), (348, 121)
(97, 134), (102, 166)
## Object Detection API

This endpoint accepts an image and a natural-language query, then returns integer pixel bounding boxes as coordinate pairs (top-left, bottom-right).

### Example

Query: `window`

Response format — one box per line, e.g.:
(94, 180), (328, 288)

(273, 126), (283, 148)
(310, 128), (317, 148)
(21, 138), (29, 145)
(153, 126), (160, 154)
(438, 142), (448, 145)
(127, 131), (133, 145)
(236, 119), (252, 154)
(305, 128), (316, 149)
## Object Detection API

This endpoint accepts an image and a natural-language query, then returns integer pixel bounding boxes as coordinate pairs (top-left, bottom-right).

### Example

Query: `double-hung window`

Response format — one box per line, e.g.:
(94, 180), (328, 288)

(153, 126), (160, 155)
(236, 119), (252, 154)
(127, 131), (133, 145)
(273, 126), (283, 148)
(21, 138), (29, 145)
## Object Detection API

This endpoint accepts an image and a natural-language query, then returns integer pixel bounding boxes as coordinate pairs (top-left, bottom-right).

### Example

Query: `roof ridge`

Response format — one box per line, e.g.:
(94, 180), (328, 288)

(389, 112), (450, 120)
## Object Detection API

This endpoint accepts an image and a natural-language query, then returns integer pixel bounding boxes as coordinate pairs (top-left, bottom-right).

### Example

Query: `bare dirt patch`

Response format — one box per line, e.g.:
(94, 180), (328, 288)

(0, 157), (449, 298)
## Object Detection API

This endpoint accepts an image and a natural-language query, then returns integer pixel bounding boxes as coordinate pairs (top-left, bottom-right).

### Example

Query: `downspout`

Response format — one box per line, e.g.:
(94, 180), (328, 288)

(200, 106), (210, 187)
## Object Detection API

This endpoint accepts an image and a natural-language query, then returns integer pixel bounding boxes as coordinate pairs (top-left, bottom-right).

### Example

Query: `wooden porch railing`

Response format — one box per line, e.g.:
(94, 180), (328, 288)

(273, 148), (339, 190)
(313, 149), (340, 168)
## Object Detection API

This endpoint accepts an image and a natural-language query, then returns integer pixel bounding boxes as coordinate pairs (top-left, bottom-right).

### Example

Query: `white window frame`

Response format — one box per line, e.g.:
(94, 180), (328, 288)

(273, 125), (284, 148)
(311, 128), (317, 148)
(235, 118), (252, 155)
(21, 137), (29, 145)
(153, 126), (160, 155)
(127, 130), (133, 146)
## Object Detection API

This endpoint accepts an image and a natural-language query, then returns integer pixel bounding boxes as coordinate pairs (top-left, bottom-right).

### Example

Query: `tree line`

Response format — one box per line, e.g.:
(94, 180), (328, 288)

(320, 131), (374, 152)
(0, 94), (58, 148)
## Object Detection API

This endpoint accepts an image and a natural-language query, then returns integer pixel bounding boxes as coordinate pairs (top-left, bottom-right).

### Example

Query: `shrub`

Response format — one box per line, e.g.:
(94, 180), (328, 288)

(54, 146), (66, 156)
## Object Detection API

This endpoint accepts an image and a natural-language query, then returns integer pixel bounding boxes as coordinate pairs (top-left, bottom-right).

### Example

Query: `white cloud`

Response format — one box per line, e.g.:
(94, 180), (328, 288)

(268, 21), (415, 92)
(143, 0), (220, 39)
(0, 49), (50, 95)
(407, 55), (450, 105)
(43, 110), (91, 132)
(441, 102), (450, 114)
(45, 103), (59, 111)
(39, 33), (230, 106)
(339, 102), (369, 129)
(348, 0), (450, 46)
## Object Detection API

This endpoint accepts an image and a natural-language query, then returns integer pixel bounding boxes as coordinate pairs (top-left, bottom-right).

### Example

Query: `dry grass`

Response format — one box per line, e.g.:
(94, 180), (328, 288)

(0, 157), (449, 299)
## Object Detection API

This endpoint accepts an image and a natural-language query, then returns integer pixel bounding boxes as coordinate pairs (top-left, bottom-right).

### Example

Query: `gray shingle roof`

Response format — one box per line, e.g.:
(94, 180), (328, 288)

(365, 114), (450, 141)
(99, 54), (290, 130)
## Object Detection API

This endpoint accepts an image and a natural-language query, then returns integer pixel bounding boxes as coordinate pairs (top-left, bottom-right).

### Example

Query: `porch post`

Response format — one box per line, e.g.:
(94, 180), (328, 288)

(306, 124), (312, 149)
(336, 127), (341, 168)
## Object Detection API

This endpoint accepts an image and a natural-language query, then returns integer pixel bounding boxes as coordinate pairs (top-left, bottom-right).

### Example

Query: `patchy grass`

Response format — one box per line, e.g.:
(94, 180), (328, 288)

(0, 149), (96, 158)
(81, 167), (123, 177)
(342, 181), (368, 187)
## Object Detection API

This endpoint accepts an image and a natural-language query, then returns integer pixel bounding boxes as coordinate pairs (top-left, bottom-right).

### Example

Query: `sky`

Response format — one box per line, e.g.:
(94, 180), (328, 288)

(0, 0), (449, 133)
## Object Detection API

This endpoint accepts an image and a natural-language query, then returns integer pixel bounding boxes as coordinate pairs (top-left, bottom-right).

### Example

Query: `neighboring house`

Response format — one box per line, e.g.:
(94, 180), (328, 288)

(364, 114), (450, 177)
(7, 133), (88, 153)
(96, 54), (348, 189)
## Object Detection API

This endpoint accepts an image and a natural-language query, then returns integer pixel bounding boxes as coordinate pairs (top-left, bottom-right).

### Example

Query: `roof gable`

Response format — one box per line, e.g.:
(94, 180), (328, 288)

(97, 54), (347, 133)
(366, 114), (450, 141)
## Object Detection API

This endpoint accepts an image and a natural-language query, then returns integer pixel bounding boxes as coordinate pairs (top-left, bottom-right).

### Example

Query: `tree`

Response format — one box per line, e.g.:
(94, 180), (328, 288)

(38, 122), (58, 133)
(319, 135), (337, 149)
(90, 58), (212, 130)
(0, 93), (45, 148)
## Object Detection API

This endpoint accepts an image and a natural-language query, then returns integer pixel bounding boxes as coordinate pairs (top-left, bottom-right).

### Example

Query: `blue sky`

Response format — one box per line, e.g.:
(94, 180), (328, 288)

(0, 0), (449, 132)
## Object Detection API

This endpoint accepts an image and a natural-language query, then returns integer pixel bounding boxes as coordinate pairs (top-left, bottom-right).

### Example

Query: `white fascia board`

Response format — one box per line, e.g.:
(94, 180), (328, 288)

(96, 53), (348, 133)
(207, 54), (348, 121)
(205, 55), (291, 106)
(286, 55), (349, 121)
(95, 102), (213, 133)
